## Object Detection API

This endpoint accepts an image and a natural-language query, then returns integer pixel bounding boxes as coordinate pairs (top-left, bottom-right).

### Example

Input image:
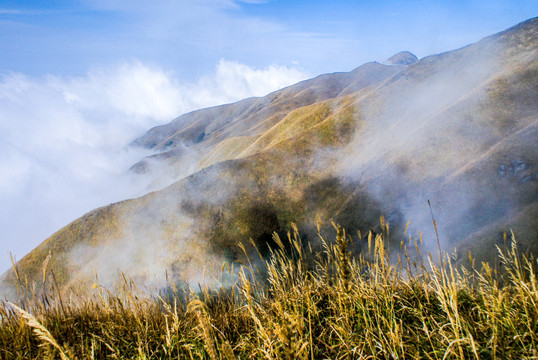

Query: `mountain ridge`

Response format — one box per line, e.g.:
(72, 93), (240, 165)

(2, 17), (537, 298)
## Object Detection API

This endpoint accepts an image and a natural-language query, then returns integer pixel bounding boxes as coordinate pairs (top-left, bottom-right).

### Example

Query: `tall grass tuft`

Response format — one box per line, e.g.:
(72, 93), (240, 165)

(1, 223), (537, 359)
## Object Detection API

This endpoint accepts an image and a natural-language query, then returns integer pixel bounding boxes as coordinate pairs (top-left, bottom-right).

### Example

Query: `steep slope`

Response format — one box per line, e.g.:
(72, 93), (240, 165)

(336, 17), (538, 258)
(133, 61), (401, 150)
(2, 18), (537, 297)
(130, 61), (402, 185)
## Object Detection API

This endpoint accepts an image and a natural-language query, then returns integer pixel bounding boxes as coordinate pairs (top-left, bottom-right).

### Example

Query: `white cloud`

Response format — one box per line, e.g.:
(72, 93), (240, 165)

(184, 59), (308, 108)
(0, 59), (308, 273)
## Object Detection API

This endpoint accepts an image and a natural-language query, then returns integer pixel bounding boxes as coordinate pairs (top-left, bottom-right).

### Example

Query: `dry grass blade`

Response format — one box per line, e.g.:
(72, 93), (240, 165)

(42, 253), (52, 285)
(8, 302), (70, 360)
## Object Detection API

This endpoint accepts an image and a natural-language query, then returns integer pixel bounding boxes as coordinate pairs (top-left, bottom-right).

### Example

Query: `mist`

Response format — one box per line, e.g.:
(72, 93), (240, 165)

(337, 34), (536, 254)
(0, 60), (308, 274)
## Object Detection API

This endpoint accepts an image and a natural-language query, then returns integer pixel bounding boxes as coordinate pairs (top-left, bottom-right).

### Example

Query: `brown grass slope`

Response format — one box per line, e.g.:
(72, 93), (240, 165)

(133, 61), (400, 150)
(129, 62), (401, 178)
(2, 17), (537, 297)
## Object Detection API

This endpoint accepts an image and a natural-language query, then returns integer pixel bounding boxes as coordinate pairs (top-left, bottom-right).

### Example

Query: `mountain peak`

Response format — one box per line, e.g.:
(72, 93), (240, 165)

(387, 51), (418, 66)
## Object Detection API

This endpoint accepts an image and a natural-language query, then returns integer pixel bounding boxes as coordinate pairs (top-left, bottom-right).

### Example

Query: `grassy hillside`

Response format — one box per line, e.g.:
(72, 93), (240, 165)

(1, 18), (537, 298)
(129, 62), (400, 183)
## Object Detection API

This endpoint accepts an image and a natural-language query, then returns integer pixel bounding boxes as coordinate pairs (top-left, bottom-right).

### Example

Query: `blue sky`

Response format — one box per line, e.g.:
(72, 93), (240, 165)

(1, 0), (536, 77)
(0, 1), (536, 273)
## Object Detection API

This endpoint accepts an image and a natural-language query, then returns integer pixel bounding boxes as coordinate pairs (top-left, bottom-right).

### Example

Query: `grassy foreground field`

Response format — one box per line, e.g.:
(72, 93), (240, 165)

(1, 222), (537, 359)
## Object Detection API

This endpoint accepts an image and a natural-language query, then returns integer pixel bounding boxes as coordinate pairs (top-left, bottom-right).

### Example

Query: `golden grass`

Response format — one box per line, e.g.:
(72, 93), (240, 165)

(1, 220), (537, 359)
(198, 136), (259, 170)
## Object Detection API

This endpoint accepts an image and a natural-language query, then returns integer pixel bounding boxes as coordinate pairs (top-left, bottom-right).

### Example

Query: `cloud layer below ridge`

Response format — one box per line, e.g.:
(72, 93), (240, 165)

(0, 59), (308, 272)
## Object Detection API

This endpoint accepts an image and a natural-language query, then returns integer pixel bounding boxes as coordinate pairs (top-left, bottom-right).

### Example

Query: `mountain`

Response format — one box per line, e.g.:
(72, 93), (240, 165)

(387, 51), (418, 66)
(128, 61), (402, 187)
(2, 18), (537, 298)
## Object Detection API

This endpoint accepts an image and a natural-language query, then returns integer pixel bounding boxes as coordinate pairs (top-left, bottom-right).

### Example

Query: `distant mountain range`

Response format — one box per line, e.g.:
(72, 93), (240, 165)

(3, 17), (537, 297)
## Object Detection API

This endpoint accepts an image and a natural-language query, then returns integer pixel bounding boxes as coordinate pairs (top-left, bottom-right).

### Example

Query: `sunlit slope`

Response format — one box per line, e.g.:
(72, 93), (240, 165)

(133, 61), (399, 150)
(2, 17), (537, 296)
(130, 62), (400, 179)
